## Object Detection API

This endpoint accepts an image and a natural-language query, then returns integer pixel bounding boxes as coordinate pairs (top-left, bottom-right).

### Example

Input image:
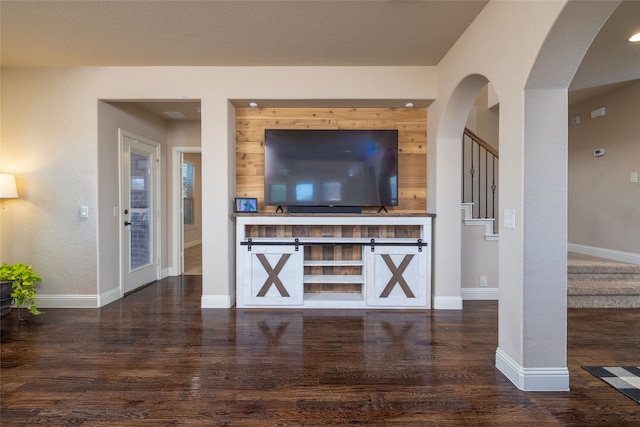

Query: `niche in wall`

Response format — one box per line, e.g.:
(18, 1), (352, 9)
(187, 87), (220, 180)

(235, 107), (427, 214)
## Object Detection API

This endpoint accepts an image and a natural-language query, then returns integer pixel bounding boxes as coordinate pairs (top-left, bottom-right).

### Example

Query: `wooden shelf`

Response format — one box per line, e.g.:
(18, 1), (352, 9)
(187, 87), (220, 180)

(304, 293), (364, 302)
(303, 275), (365, 284)
(304, 260), (364, 267)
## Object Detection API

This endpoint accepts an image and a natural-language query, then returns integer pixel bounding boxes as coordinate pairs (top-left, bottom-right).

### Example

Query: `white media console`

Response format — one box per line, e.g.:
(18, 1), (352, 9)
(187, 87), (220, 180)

(235, 214), (432, 309)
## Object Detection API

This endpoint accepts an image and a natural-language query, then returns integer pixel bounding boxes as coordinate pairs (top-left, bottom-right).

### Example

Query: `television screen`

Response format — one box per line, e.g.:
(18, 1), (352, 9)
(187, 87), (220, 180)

(264, 129), (399, 207)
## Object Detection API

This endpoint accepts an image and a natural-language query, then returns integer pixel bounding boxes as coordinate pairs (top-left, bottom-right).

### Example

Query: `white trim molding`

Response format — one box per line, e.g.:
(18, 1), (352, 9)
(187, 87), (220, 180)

(35, 294), (100, 309)
(461, 203), (499, 241)
(496, 348), (569, 391)
(568, 243), (640, 265)
(35, 288), (122, 309)
(99, 288), (121, 307)
(433, 295), (463, 310)
(462, 287), (499, 300)
(201, 294), (234, 308)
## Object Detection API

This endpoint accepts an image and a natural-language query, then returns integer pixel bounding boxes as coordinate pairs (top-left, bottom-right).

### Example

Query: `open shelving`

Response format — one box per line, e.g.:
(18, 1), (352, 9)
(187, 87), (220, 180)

(235, 214), (432, 309)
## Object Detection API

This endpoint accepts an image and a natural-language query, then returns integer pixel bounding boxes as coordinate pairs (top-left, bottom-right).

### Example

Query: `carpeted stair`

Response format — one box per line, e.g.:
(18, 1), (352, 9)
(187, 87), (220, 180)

(568, 252), (640, 308)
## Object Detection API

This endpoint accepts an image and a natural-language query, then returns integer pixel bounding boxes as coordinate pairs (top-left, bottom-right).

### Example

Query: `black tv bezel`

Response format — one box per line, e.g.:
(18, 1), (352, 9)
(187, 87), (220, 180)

(263, 129), (399, 210)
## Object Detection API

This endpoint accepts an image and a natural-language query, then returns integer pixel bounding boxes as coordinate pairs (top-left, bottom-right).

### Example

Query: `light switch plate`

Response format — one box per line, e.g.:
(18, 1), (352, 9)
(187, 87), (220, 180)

(80, 206), (89, 218)
(504, 209), (516, 229)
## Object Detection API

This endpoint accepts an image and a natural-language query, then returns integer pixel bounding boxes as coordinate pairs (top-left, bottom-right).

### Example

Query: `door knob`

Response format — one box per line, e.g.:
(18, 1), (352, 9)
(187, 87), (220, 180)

(124, 221), (133, 226)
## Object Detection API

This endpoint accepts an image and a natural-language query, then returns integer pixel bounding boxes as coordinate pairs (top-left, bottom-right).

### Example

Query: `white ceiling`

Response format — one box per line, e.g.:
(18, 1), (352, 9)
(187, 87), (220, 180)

(0, 0), (488, 67)
(2, 0), (639, 118)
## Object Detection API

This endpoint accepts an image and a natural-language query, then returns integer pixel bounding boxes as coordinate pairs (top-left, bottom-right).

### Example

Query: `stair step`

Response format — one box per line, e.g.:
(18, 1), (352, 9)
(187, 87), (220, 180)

(568, 273), (640, 282)
(567, 252), (640, 308)
(568, 281), (640, 296)
(568, 294), (640, 309)
(568, 264), (640, 274)
(568, 253), (640, 274)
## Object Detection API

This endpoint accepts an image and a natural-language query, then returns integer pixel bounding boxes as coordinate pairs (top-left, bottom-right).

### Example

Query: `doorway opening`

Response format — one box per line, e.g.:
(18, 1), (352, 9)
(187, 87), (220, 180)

(181, 151), (202, 275)
(172, 146), (202, 275)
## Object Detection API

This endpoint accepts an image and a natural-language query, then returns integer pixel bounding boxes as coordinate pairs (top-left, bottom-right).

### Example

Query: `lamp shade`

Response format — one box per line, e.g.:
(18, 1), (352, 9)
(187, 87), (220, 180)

(0, 174), (18, 198)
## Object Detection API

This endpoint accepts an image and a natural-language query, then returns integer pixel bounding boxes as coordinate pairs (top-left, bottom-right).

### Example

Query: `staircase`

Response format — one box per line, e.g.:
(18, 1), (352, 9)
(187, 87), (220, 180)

(462, 128), (499, 233)
(568, 252), (640, 308)
(461, 129), (640, 308)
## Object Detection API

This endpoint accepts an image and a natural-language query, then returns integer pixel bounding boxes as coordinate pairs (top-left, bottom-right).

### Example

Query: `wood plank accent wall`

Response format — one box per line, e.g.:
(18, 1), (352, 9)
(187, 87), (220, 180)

(236, 107), (427, 214)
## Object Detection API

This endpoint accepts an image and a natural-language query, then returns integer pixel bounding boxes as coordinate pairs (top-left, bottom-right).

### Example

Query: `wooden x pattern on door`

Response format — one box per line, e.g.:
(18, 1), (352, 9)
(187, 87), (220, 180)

(378, 254), (416, 298)
(255, 253), (291, 297)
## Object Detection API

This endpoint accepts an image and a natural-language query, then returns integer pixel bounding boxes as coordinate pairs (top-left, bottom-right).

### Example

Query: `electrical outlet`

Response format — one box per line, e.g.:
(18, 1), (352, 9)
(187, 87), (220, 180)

(631, 172), (638, 183)
(480, 276), (488, 287)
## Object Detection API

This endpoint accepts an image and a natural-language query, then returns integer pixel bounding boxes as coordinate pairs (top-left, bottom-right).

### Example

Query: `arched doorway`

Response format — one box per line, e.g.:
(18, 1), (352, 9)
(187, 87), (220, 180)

(428, 1), (620, 390)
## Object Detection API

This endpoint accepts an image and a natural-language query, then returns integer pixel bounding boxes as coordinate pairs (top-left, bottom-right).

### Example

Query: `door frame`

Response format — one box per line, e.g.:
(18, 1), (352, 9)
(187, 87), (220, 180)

(119, 129), (162, 296)
(171, 146), (202, 275)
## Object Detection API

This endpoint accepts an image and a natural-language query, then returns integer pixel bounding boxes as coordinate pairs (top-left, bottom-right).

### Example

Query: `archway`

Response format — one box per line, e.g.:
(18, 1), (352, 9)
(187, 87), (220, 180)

(428, 0), (620, 390)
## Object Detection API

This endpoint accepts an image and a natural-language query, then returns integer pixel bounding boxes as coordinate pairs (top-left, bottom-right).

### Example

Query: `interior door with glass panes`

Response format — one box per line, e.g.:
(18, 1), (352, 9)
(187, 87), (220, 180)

(121, 131), (160, 294)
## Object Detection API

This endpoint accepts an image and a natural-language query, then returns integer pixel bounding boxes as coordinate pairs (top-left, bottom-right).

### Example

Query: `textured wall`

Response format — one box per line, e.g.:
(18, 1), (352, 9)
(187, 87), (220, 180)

(568, 80), (640, 255)
(0, 66), (435, 306)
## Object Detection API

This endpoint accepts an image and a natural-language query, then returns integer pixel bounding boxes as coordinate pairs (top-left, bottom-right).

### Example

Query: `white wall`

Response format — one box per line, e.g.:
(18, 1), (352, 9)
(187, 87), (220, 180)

(0, 66), (437, 309)
(467, 84), (499, 150)
(461, 215), (498, 298)
(568, 80), (640, 257)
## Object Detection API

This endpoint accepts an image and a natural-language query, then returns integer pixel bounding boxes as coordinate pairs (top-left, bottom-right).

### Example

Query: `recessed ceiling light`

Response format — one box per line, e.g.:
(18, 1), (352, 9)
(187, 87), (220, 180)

(630, 32), (640, 42)
(405, 102), (414, 108)
(249, 102), (258, 108)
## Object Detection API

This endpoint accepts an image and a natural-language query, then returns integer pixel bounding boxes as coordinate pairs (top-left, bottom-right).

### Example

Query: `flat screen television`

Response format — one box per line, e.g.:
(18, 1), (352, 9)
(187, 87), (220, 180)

(264, 129), (399, 211)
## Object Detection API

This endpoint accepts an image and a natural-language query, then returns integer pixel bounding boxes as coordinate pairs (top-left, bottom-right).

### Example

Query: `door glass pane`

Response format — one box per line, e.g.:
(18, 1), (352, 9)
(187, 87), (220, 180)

(130, 151), (151, 270)
(182, 162), (195, 225)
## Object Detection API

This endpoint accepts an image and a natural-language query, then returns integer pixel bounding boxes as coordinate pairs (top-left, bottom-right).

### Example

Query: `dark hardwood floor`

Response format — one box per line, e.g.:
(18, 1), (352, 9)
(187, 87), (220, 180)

(1, 276), (638, 426)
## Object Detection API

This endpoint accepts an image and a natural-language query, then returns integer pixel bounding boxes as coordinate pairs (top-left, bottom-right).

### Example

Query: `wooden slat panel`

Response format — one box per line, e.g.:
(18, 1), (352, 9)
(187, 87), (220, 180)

(235, 140), (264, 152)
(304, 283), (361, 293)
(236, 107), (427, 214)
(236, 153), (264, 176)
(397, 121), (427, 130)
(237, 107), (425, 120)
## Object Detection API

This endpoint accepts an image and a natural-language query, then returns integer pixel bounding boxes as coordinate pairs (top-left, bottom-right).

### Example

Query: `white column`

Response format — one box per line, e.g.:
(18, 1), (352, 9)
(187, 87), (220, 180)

(496, 89), (569, 391)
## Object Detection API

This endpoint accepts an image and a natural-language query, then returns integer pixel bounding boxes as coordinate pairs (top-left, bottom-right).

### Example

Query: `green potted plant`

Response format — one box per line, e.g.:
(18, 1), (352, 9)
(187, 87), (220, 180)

(0, 262), (42, 319)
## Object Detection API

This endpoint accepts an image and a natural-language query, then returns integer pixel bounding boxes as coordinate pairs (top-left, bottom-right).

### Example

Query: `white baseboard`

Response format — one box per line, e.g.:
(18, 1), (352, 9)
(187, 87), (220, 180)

(432, 295), (463, 310)
(495, 347), (569, 391)
(568, 243), (640, 265)
(462, 287), (499, 300)
(36, 294), (100, 308)
(201, 294), (233, 308)
(99, 287), (121, 307)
